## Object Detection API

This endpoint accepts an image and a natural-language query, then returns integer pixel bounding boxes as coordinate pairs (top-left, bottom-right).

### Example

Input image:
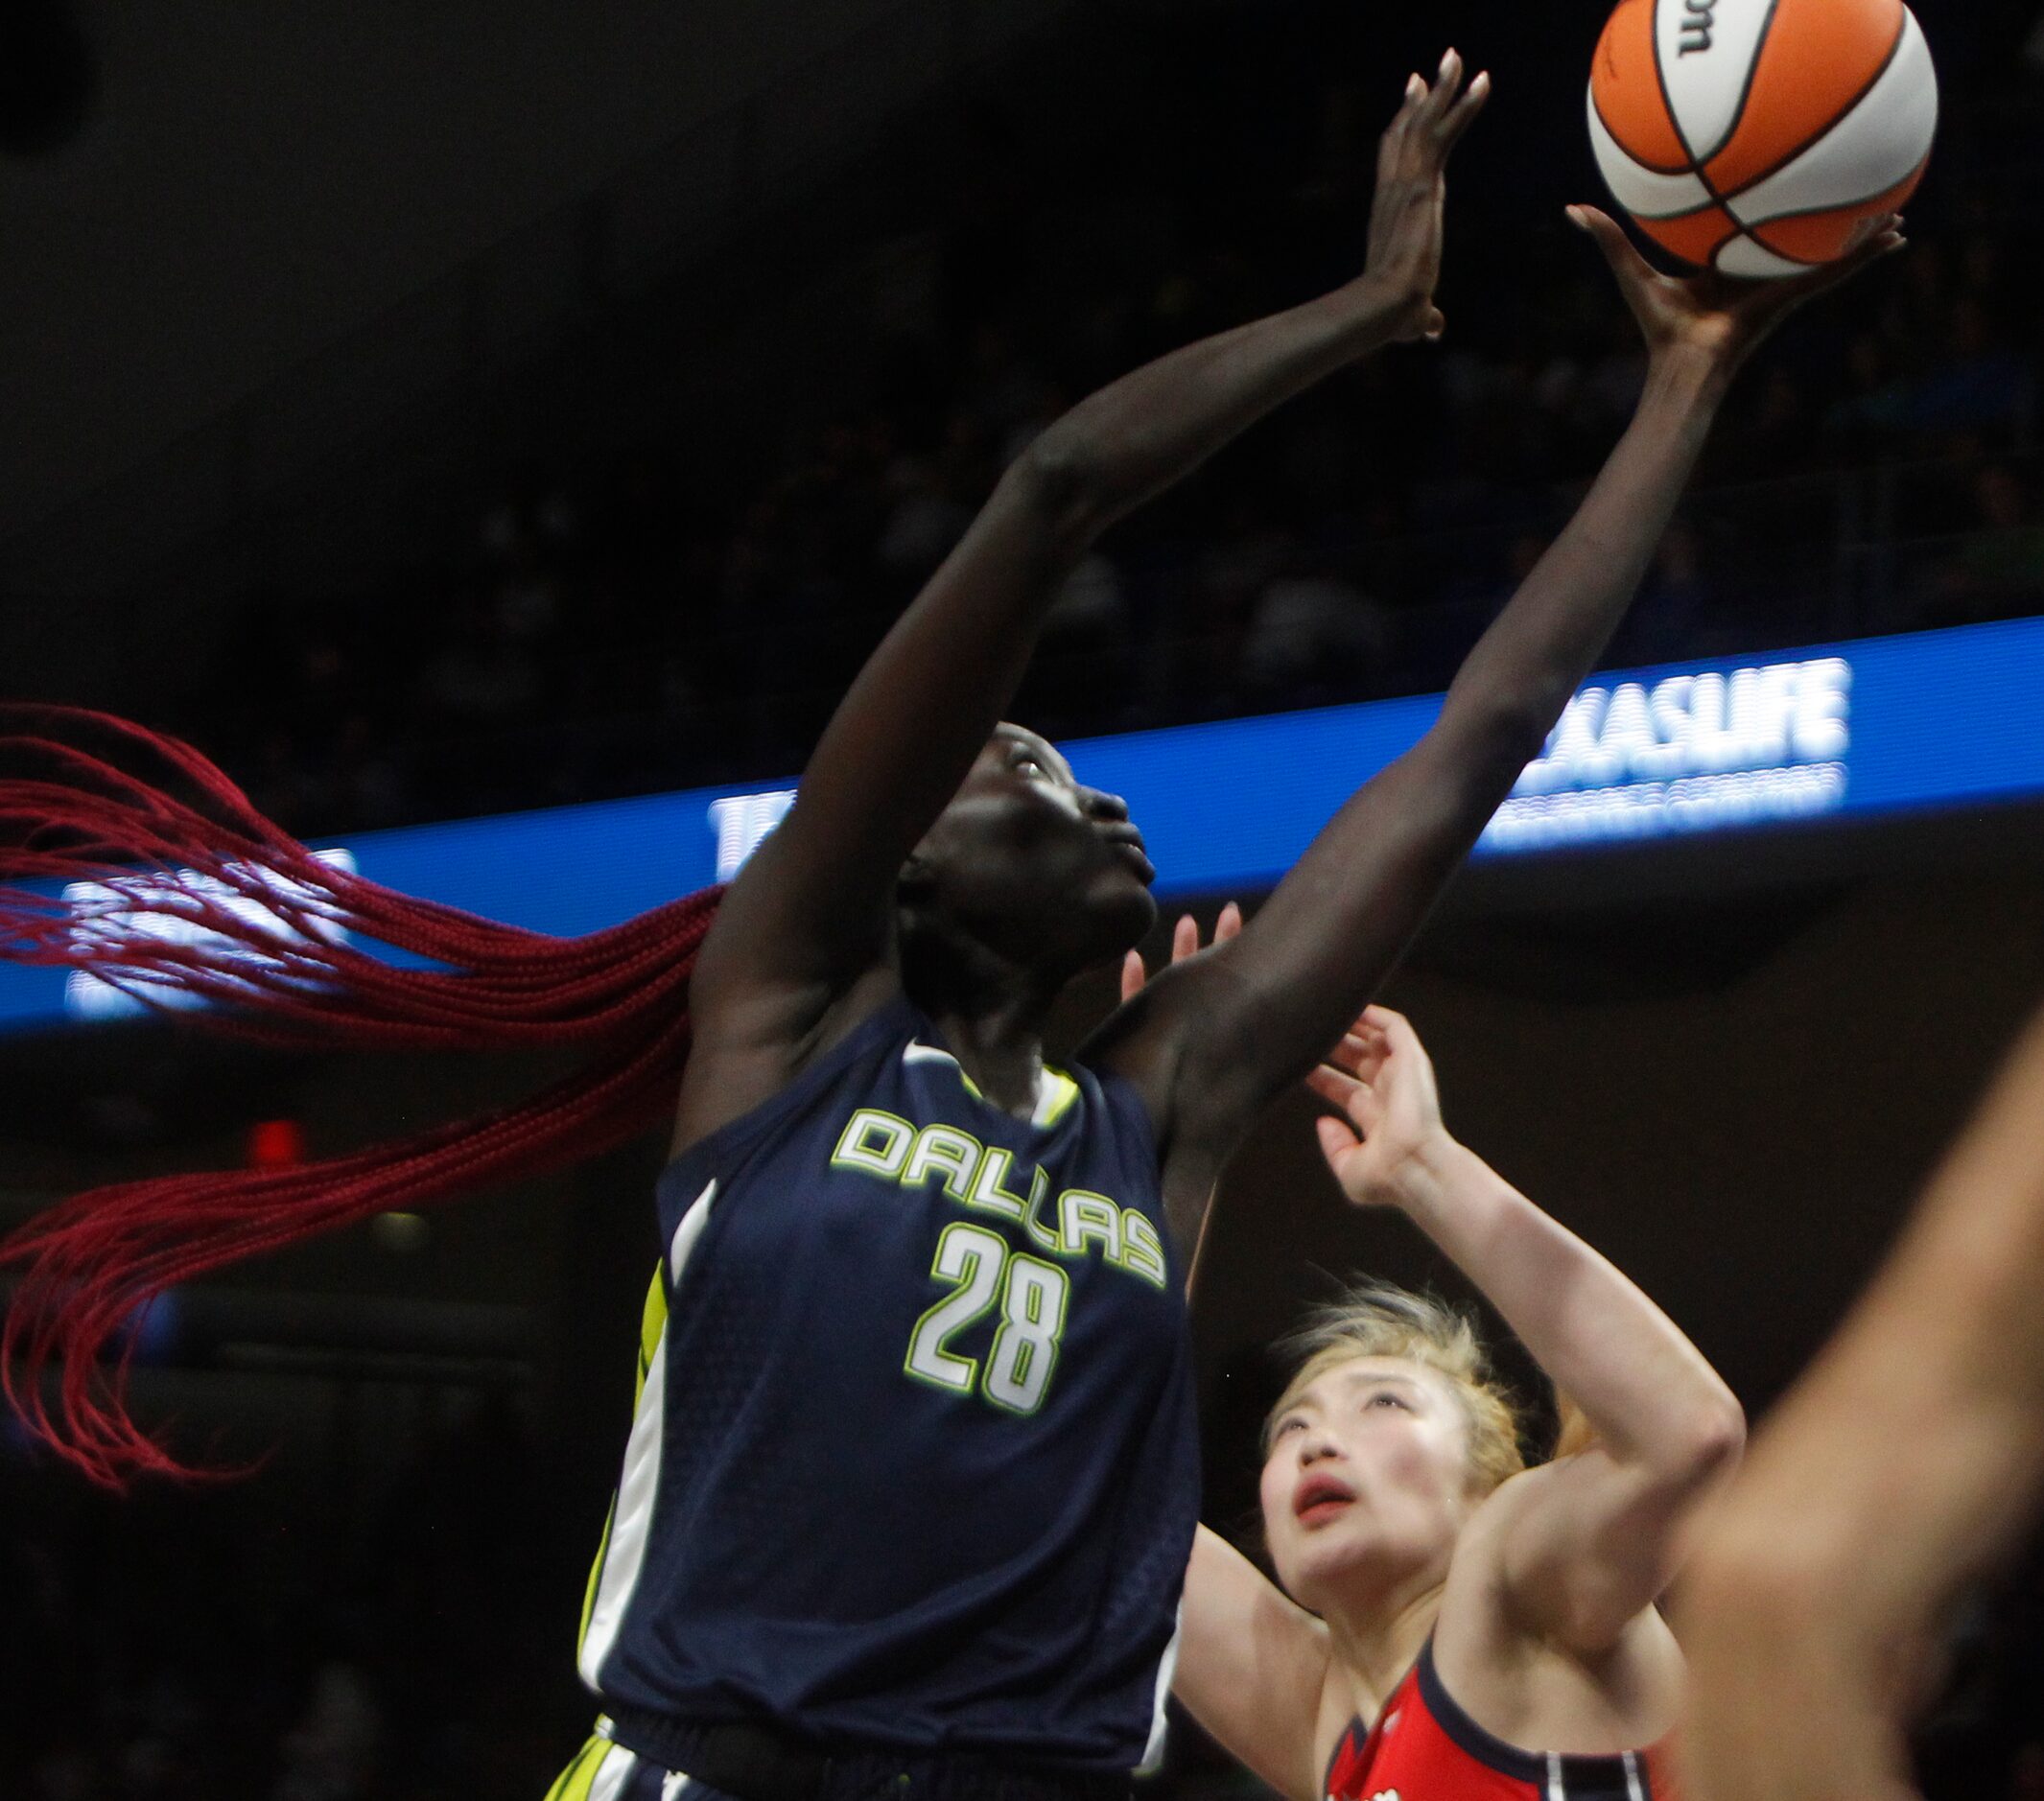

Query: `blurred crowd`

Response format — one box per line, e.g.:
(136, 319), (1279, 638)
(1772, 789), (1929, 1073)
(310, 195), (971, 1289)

(180, 6), (2044, 840)
(3, 1398), (587, 1801)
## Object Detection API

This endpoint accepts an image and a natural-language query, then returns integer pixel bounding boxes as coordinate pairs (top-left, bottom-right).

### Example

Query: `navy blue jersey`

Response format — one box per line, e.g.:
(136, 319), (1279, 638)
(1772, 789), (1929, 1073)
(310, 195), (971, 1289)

(576, 994), (1201, 1773)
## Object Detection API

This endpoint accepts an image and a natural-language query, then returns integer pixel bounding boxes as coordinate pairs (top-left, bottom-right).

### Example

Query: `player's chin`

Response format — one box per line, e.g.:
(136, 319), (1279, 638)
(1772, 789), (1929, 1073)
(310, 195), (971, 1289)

(1086, 877), (1157, 959)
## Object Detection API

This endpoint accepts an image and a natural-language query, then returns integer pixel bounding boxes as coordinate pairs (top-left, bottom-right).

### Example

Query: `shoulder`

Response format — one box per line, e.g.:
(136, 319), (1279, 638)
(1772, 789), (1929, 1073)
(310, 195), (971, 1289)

(670, 973), (915, 1164)
(1429, 1469), (1586, 1700)
(1431, 1483), (1687, 1756)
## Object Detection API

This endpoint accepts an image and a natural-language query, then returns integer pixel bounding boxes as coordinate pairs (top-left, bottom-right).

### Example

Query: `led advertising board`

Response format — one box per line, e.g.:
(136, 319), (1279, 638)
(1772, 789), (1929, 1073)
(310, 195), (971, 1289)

(5, 615), (2041, 1032)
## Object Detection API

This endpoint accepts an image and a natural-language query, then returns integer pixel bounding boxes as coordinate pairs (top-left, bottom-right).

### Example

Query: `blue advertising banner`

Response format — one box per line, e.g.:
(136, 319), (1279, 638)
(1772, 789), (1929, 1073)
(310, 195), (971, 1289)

(6, 615), (2042, 1031)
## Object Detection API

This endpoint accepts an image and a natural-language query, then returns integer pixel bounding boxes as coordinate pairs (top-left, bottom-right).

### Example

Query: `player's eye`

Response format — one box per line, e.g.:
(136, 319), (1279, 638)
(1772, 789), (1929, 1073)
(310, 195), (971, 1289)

(1273, 1416), (1305, 1438)
(1366, 1392), (1409, 1411)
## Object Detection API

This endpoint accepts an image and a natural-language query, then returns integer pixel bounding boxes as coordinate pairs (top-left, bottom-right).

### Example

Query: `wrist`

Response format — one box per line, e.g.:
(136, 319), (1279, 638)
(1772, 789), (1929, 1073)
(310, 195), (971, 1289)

(1387, 1130), (1475, 1216)
(1328, 274), (1413, 351)
(1645, 340), (1735, 410)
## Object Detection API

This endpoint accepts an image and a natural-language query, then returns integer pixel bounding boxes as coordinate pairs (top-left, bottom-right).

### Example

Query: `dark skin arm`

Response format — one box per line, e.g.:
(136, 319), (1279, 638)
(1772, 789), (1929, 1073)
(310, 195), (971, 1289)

(677, 56), (1490, 1156)
(1096, 206), (1908, 1251)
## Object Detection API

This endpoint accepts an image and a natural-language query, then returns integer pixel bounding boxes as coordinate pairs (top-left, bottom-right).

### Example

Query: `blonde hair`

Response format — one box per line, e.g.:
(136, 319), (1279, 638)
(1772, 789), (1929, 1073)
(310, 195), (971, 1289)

(1262, 1280), (1532, 1499)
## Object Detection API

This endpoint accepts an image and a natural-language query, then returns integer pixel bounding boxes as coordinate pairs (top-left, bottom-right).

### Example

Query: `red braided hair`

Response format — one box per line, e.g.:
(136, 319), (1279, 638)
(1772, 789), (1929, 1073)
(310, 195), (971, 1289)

(0, 706), (723, 1486)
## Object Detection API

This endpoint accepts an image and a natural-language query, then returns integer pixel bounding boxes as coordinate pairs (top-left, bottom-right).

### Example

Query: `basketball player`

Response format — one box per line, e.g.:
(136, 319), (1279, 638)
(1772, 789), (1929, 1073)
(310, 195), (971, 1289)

(1140, 996), (1734, 1801)
(552, 58), (1502, 1795)
(546, 103), (1905, 1799)
(1677, 1001), (2044, 1801)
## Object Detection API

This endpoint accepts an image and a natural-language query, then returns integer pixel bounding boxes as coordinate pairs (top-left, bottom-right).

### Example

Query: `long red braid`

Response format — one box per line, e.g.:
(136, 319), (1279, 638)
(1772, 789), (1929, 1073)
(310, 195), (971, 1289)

(0, 706), (724, 1486)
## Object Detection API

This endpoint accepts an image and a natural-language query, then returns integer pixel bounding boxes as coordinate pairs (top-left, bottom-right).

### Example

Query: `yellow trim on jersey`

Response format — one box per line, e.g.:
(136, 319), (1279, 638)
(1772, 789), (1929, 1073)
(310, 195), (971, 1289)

(544, 1733), (611, 1801)
(637, 1269), (669, 1404)
(909, 1039), (1082, 1130)
(577, 1497), (617, 1652)
(1034, 1067), (1081, 1129)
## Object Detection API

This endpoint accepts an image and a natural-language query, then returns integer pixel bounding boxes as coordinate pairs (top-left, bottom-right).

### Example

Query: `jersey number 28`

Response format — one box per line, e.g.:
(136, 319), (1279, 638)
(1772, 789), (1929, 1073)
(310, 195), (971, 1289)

(905, 1222), (1069, 1415)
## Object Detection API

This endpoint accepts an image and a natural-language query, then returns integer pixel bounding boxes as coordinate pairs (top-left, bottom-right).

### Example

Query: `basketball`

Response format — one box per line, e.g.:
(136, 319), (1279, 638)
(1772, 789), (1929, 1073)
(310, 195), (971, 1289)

(1587, 0), (1938, 278)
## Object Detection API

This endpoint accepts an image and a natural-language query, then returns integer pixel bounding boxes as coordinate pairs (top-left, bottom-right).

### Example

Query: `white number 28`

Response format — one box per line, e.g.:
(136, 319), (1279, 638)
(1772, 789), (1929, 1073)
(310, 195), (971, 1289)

(904, 1223), (1069, 1415)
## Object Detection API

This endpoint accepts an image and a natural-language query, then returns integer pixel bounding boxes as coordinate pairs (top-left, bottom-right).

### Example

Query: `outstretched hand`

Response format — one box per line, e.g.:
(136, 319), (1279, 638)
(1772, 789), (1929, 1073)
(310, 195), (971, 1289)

(1120, 926), (1448, 1209)
(1569, 203), (1906, 378)
(1304, 1006), (1447, 1209)
(1359, 49), (1492, 343)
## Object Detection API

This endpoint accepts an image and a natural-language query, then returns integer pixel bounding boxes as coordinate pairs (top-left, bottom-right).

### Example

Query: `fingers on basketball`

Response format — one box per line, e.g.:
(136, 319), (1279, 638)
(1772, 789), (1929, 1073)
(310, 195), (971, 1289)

(1570, 204), (1659, 287)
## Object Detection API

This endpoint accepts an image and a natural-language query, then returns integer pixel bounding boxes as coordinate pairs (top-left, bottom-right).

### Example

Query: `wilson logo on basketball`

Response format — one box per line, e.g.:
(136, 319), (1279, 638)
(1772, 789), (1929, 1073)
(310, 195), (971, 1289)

(1680, 0), (1716, 56)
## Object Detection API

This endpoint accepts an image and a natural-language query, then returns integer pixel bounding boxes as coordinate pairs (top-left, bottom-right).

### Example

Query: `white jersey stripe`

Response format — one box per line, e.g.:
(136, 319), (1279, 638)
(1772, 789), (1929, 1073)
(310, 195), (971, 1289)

(669, 1178), (718, 1284)
(1623, 1750), (1648, 1801)
(1137, 1597), (1185, 1774)
(578, 1178), (718, 1690)
(1546, 1750), (1567, 1801)
(588, 1743), (639, 1801)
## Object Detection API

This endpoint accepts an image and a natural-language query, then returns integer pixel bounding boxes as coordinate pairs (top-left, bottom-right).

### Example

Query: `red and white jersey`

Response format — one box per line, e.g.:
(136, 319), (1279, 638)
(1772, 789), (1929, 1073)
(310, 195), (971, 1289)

(1325, 1640), (1679, 1801)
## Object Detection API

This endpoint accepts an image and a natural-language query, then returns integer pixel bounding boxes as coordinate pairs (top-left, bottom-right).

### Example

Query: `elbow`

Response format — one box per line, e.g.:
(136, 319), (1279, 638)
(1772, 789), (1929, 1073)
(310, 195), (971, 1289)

(1006, 425), (1110, 553)
(1667, 1391), (1748, 1492)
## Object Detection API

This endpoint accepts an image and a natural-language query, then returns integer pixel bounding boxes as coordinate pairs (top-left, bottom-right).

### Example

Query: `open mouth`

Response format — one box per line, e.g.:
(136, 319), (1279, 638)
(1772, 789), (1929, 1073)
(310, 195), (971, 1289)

(1294, 1473), (1355, 1525)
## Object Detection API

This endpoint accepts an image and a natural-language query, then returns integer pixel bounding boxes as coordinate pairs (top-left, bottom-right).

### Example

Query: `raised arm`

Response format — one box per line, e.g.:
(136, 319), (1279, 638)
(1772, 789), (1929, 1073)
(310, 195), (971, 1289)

(1107, 212), (1905, 1242)
(681, 59), (1490, 1130)
(1677, 1003), (2044, 1801)
(1125, 918), (1337, 1800)
(1174, 1524), (1336, 1801)
(1311, 1010), (1745, 1657)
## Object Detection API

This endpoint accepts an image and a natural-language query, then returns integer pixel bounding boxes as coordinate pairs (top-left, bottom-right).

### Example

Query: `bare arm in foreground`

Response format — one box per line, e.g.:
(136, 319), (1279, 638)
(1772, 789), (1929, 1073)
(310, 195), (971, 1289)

(1678, 1003), (2044, 1801)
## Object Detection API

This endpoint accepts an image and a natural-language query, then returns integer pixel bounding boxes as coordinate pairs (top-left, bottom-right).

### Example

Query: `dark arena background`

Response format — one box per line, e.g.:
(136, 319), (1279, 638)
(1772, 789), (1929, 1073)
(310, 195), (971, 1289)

(3, 0), (2042, 1794)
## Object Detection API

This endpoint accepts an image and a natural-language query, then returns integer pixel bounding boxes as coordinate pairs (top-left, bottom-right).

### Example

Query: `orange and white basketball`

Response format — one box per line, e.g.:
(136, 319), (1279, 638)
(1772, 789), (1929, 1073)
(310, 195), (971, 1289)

(1587, 0), (1938, 278)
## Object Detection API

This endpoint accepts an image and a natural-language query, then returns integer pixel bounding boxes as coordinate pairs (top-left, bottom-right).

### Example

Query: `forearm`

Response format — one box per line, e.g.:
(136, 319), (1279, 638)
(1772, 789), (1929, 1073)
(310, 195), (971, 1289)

(1396, 1135), (1742, 1466)
(1169, 351), (1729, 1130)
(1437, 346), (1726, 756)
(705, 282), (1413, 990)
(1043, 278), (1404, 537)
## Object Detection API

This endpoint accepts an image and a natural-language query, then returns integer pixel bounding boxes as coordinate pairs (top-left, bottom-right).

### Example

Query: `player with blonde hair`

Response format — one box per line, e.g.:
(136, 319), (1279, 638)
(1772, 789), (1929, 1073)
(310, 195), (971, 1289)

(1172, 1006), (1744, 1801)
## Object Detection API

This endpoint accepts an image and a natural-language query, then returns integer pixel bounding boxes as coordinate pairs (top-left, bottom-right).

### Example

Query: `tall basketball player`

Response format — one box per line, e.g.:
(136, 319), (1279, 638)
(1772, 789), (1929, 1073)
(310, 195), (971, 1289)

(554, 56), (1498, 1797)
(549, 108), (1903, 1801)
